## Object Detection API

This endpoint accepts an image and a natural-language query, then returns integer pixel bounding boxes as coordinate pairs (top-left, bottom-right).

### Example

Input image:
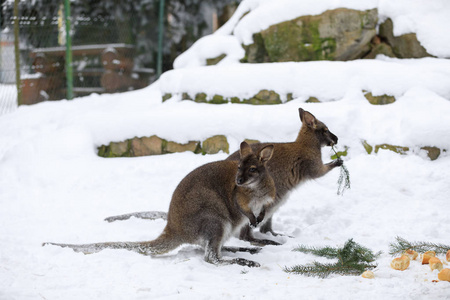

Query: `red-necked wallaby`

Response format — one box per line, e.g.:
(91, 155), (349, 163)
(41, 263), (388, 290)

(44, 142), (275, 267)
(227, 108), (342, 245)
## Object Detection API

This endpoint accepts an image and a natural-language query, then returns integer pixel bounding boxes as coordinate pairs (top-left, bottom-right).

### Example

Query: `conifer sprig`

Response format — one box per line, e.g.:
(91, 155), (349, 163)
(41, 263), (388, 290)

(389, 236), (450, 256)
(285, 239), (380, 278)
(331, 146), (351, 195)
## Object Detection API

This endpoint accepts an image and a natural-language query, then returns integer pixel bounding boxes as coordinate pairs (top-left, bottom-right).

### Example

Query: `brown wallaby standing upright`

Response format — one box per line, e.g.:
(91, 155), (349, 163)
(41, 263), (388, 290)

(227, 108), (342, 245)
(44, 142), (275, 267)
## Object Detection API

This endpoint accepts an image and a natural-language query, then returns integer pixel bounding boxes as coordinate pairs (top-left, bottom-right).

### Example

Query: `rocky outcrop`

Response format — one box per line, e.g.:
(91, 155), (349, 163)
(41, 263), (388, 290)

(98, 135), (226, 157)
(163, 89), (287, 105)
(378, 18), (432, 59)
(243, 8), (378, 63)
(361, 141), (443, 160)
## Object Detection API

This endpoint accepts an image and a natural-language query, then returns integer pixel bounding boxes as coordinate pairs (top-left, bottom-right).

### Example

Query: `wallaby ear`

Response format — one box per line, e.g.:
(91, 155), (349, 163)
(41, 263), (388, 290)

(239, 141), (253, 158)
(298, 108), (305, 122)
(301, 110), (317, 129)
(258, 145), (274, 163)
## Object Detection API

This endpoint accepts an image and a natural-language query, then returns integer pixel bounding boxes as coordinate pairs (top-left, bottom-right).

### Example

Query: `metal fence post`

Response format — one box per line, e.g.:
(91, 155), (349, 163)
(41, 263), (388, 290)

(64, 0), (73, 100)
(13, 0), (22, 105)
(156, 0), (165, 79)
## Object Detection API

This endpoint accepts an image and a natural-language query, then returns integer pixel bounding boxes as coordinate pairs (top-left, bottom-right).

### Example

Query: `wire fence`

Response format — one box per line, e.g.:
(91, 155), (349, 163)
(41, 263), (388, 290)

(0, 1), (159, 116)
(0, 0), (239, 116)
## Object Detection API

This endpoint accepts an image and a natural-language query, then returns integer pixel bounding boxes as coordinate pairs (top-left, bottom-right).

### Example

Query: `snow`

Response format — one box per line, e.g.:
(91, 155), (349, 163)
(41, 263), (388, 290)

(1, 0), (450, 299)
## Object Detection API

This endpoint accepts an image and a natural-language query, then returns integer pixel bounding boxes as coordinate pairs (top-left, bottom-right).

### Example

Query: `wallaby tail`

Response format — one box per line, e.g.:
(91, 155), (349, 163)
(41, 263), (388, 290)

(104, 211), (168, 223)
(43, 232), (181, 256)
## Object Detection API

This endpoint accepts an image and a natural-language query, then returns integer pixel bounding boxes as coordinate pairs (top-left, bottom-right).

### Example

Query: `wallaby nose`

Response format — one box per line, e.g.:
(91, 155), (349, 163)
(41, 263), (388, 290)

(236, 177), (244, 185)
(330, 135), (338, 146)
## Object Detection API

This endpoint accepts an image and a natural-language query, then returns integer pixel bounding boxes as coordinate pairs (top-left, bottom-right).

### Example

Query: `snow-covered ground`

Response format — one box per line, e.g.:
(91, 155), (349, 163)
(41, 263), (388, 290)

(1, 0), (450, 299)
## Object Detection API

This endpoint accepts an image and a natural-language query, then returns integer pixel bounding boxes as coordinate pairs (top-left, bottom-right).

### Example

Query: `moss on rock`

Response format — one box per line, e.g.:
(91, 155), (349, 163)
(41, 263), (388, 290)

(306, 96), (321, 103)
(362, 140), (373, 154)
(202, 135), (229, 154)
(364, 92), (396, 105)
(206, 54), (227, 66)
(375, 144), (409, 155)
(210, 95), (227, 104)
(194, 93), (207, 103)
(162, 93), (172, 102)
(245, 8), (377, 63)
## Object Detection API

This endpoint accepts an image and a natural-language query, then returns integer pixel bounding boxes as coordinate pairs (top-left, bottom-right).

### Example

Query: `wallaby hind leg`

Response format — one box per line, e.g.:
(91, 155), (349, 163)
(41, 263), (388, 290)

(239, 224), (281, 246)
(203, 222), (260, 267)
(205, 242), (260, 268)
(222, 246), (262, 254)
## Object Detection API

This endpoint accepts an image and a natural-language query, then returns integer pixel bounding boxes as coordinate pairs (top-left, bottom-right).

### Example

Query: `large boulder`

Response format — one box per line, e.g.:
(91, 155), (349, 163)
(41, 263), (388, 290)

(244, 8), (378, 63)
(378, 18), (432, 58)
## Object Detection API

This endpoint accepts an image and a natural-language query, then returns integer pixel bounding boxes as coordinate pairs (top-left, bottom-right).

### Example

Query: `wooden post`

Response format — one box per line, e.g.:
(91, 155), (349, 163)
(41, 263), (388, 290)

(13, 0), (22, 105)
(64, 0), (73, 100)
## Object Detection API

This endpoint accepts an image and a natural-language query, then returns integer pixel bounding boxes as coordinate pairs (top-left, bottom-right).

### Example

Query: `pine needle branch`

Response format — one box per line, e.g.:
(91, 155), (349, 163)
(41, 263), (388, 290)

(284, 261), (377, 278)
(292, 244), (338, 259)
(288, 239), (380, 278)
(389, 236), (450, 256)
(331, 146), (351, 195)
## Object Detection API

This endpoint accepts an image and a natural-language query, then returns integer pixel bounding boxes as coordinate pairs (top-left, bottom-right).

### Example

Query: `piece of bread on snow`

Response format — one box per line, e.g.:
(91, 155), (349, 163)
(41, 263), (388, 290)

(429, 257), (443, 271)
(438, 268), (450, 282)
(361, 270), (374, 279)
(391, 255), (410, 271)
(422, 251), (436, 264)
(446, 250), (450, 262)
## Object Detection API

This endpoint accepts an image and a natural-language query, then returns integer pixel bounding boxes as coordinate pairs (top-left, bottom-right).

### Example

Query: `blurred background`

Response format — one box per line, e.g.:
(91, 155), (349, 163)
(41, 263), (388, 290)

(0, 0), (240, 114)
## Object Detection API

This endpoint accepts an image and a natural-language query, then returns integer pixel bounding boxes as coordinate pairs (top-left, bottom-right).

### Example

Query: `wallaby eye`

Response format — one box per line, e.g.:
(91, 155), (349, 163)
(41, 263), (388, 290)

(249, 167), (257, 173)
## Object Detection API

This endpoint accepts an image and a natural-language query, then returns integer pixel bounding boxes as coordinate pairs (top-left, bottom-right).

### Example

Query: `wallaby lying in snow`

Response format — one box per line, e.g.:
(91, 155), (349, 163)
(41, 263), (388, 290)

(44, 142), (275, 267)
(226, 108), (342, 245)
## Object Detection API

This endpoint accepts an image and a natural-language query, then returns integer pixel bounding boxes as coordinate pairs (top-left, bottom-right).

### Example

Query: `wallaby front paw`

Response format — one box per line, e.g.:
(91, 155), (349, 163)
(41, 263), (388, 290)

(249, 221), (258, 228)
(334, 158), (343, 167)
(256, 214), (265, 225)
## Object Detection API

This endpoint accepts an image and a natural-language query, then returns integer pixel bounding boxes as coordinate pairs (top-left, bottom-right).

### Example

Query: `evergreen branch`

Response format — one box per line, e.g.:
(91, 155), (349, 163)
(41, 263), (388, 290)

(332, 146), (351, 195)
(288, 239), (380, 278)
(284, 261), (376, 278)
(389, 236), (450, 256)
(292, 244), (339, 259)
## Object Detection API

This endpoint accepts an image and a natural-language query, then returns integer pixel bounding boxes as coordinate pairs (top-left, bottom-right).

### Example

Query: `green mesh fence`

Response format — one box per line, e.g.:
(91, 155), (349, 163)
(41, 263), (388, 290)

(0, 0), (239, 115)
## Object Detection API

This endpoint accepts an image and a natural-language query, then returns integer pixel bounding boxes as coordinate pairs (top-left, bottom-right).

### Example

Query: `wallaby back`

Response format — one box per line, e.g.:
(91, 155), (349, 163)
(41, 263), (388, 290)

(227, 108), (342, 241)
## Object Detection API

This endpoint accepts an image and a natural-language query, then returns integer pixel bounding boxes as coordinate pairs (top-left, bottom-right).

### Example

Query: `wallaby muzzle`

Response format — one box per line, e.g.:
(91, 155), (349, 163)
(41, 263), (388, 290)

(328, 132), (338, 146)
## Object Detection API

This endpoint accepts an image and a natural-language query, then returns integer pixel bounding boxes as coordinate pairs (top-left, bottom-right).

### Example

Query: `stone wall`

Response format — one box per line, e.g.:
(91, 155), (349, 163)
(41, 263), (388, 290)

(98, 135), (234, 158)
